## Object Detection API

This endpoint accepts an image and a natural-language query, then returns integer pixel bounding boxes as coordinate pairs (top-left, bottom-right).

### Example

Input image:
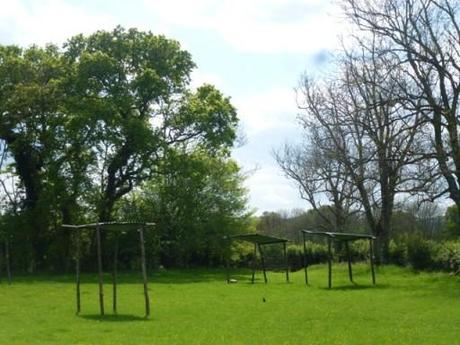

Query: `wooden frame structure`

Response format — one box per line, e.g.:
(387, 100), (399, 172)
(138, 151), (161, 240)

(301, 230), (376, 288)
(0, 235), (12, 285)
(226, 233), (289, 284)
(62, 222), (154, 317)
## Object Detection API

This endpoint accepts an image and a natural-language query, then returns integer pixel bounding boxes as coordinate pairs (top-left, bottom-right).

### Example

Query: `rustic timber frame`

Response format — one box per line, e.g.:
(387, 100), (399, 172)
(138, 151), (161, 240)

(300, 230), (376, 289)
(0, 235), (12, 285)
(62, 222), (154, 317)
(225, 233), (289, 284)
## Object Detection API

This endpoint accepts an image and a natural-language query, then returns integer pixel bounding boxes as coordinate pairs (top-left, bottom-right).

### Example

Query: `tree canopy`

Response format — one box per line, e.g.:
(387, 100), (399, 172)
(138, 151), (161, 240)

(0, 27), (247, 271)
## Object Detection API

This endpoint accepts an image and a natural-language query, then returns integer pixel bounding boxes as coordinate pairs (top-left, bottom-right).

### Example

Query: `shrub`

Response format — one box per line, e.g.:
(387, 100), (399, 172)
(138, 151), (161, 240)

(287, 242), (329, 271)
(388, 240), (407, 266)
(406, 236), (437, 270)
(349, 240), (371, 261)
(433, 241), (460, 273)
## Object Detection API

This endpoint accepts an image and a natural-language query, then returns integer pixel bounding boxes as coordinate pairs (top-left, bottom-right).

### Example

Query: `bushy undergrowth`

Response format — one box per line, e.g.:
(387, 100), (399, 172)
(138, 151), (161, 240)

(388, 236), (460, 273)
(228, 233), (460, 274)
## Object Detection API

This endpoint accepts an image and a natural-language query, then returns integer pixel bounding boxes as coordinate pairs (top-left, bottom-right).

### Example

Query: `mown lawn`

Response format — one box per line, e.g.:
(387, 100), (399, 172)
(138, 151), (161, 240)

(0, 264), (459, 345)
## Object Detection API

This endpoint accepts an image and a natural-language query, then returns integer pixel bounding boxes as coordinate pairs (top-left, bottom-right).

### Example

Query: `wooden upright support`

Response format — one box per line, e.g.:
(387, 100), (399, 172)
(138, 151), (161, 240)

(96, 223), (105, 316)
(283, 241), (289, 283)
(225, 237), (231, 284)
(369, 238), (376, 285)
(251, 243), (257, 284)
(258, 244), (268, 284)
(0, 241), (3, 283)
(302, 232), (308, 285)
(5, 239), (11, 285)
(76, 233), (81, 314)
(139, 225), (150, 318)
(327, 237), (332, 289)
(345, 241), (353, 283)
(112, 237), (119, 314)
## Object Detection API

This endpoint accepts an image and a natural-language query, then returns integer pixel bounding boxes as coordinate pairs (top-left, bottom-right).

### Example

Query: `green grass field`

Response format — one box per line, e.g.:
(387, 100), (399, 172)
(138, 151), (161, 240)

(0, 264), (459, 345)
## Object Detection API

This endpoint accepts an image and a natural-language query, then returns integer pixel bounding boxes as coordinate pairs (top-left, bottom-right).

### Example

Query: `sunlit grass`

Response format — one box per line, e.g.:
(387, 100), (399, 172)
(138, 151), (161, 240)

(0, 264), (459, 344)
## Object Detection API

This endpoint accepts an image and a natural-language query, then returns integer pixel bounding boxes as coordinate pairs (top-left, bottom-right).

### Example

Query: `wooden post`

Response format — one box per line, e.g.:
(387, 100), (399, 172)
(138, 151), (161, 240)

(0, 240), (3, 283)
(283, 241), (289, 283)
(258, 244), (267, 284)
(139, 225), (150, 318)
(369, 238), (376, 285)
(327, 237), (332, 289)
(96, 223), (104, 316)
(345, 241), (353, 283)
(0, 240), (5, 283)
(112, 237), (119, 314)
(302, 232), (308, 285)
(76, 232), (81, 314)
(251, 243), (257, 284)
(225, 237), (230, 284)
(5, 238), (11, 285)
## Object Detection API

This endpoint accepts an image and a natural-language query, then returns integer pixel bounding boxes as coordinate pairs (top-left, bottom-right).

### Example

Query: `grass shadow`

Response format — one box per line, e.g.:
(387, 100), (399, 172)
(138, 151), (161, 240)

(79, 314), (149, 322)
(323, 283), (390, 291)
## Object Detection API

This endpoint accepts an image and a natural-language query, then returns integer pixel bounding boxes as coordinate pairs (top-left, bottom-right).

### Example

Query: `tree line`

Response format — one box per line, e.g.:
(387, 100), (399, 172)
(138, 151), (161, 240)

(276, 0), (460, 262)
(0, 27), (251, 272)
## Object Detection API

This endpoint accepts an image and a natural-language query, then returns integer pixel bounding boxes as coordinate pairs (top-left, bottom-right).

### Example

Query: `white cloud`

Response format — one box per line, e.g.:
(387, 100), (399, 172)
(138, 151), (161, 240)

(190, 69), (225, 90)
(143, 0), (345, 54)
(235, 87), (299, 136)
(244, 166), (306, 214)
(0, 0), (116, 46)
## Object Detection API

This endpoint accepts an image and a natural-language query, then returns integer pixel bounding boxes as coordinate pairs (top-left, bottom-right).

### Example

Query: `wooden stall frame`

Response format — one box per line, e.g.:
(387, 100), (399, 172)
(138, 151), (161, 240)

(301, 230), (376, 289)
(63, 222), (154, 317)
(225, 233), (290, 284)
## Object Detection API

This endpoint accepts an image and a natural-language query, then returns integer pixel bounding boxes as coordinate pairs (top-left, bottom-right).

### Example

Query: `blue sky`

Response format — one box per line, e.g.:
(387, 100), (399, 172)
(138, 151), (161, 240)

(0, 0), (345, 214)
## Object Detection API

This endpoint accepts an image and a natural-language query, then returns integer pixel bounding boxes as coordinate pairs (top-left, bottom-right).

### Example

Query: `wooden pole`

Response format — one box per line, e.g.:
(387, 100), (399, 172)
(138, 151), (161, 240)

(112, 237), (119, 314)
(225, 237), (230, 284)
(258, 244), (267, 284)
(327, 237), (332, 289)
(345, 241), (353, 283)
(251, 243), (257, 284)
(302, 232), (308, 285)
(96, 223), (104, 316)
(283, 241), (289, 283)
(76, 232), (81, 314)
(139, 225), (150, 318)
(5, 238), (11, 285)
(369, 238), (376, 285)
(0, 240), (3, 283)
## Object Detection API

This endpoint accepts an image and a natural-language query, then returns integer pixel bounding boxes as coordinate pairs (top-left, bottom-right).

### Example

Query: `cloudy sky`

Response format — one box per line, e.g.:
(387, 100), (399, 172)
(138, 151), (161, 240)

(0, 0), (345, 214)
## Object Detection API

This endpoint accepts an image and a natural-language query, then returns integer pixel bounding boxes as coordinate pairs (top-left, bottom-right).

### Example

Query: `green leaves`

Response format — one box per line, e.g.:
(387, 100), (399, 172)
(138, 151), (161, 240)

(0, 26), (244, 268)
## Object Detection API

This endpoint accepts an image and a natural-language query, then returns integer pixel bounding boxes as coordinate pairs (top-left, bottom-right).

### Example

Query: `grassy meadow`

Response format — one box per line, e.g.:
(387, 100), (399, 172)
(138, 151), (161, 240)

(0, 265), (459, 345)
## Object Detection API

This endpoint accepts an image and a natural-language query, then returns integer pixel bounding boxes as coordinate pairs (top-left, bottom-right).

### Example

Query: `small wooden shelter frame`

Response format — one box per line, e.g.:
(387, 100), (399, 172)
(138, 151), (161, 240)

(62, 222), (154, 317)
(301, 230), (376, 288)
(0, 235), (12, 285)
(226, 233), (289, 284)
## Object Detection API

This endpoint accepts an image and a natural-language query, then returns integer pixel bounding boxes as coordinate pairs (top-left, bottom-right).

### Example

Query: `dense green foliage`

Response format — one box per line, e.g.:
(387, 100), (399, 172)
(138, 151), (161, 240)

(0, 266), (459, 344)
(116, 150), (252, 267)
(0, 27), (249, 271)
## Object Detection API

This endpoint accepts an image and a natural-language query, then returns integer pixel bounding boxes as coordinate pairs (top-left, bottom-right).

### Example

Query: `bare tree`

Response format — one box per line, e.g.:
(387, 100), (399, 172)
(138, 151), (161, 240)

(344, 0), (460, 208)
(295, 37), (423, 261)
(274, 128), (359, 233)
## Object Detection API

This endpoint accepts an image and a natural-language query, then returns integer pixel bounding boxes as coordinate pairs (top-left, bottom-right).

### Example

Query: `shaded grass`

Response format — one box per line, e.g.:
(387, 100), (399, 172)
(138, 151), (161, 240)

(0, 264), (459, 344)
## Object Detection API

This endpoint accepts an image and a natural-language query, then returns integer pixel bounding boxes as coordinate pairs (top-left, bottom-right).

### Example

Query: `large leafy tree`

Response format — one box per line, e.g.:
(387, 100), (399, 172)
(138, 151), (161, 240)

(0, 26), (240, 270)
(65, 27), (238, 221)
(0, 44), (68, 268)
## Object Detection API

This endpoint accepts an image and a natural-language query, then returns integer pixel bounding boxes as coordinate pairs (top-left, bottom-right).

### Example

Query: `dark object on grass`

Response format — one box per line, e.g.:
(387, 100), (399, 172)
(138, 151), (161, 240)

(224, 233), (290, 284)
(63, 222), (154, 318)
(300, 230), (376, 289)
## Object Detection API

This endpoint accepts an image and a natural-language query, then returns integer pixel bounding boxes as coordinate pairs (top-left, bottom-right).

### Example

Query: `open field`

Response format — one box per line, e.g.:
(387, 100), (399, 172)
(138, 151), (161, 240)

(0, 265), (459, 345)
